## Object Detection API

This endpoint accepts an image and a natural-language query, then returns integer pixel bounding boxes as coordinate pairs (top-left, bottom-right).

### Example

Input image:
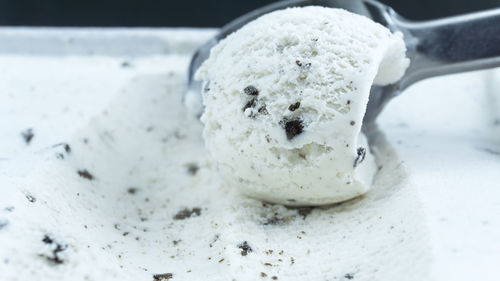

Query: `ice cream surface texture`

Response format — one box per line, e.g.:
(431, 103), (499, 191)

(196, 6), (409, 205)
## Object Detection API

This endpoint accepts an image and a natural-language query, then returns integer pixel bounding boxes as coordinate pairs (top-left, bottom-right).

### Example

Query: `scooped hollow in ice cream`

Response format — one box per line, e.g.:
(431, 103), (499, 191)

(195, 6), (409, 206)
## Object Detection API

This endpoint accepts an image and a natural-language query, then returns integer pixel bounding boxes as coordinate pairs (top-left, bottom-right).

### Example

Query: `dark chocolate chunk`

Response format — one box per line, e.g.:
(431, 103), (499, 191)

(261, 272), (268, 278)
(77, 170), (94, 180)
(347, 100), (351, 105)
(281, 118), (304, 140)
(153, 273), (173, 281)
(40, 234), (67, 265)
(21, 128), (34, 144)
(173, 208), (201, 220)
(238, 241), (253, 256)
(243, 98), (257, 112)
(244, 85), (259, 96)
(272, 277), (278, 280)
(186, 163), (199, 176)
(350, 121), (356, 126)
(353, 147), (366, 168)
(295, 60), (302, 67)
(288, 102), (301, 111)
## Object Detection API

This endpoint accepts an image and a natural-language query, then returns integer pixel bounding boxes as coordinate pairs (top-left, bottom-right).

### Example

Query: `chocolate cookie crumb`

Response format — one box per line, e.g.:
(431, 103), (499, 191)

(350, 121), (355, 126)
(264, 214), (285, 225)
(295, 60), (311, 68)
(77, 170), (94, 180)
(244, 85), (259, 96)
(153, 273), (173, 281)
(353, 147), (366, 168)
(123, 232), (129, 236)
(186, 163), (199, 175)
(121, 61), (131, 68)
(272, 277), (278, 280)
(238, 241), (252, 256)
(21, 128), (34, 144)
(483, 148), (500, 156)
(40, 234), (67, 265)
(127, 187), (138, 194)
(296, 207), (314, 219)
(209, 234), (219, 248)
(258, 105), (269, 115)
(288, 102), (301, 111)
(347, 100), (351, 105)
(173, 240), (181, 246)
(0, 220), (8, 230)
(243, 98), (257, 111)
(260, 272), (267, 278)
(26, 194), (36, 203)
(173, 208), (201, 220)
(281, 118), (304, 140)
(344, 273), (355, 280)
(203, 81), (211, 93)
(52, 143), (71, 153)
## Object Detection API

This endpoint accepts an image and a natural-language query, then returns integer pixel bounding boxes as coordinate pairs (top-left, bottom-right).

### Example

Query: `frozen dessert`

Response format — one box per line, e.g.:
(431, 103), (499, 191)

(1, 27), (499, 281)
(196, 6), (409, 205)
(0, 53), (431, 281)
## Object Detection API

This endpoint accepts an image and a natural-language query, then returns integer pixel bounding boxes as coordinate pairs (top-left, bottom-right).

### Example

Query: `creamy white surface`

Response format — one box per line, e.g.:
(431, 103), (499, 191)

(0, 28), (499, 281)
(196, 7), (409, 205)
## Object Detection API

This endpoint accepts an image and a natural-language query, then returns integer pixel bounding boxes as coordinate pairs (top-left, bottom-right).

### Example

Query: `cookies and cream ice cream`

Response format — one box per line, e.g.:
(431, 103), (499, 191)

(196, 7), (409, 205)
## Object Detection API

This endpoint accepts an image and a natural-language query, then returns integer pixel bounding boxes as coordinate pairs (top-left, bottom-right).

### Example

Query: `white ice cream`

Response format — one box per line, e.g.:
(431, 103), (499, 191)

(1, 28), (499, 281)
(196, 7), (409, 205)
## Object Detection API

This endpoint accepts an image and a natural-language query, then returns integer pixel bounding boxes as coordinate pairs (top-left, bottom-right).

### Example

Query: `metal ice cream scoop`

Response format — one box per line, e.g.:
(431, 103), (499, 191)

(186, 0), (500, 128)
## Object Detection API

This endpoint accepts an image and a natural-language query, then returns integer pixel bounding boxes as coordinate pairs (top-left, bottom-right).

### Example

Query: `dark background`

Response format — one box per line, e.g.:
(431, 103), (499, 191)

(0, 0), (499, 27)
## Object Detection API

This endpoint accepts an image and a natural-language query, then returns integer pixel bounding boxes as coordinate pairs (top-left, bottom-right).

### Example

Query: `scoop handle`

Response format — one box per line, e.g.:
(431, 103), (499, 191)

(392, 8), (500, 89)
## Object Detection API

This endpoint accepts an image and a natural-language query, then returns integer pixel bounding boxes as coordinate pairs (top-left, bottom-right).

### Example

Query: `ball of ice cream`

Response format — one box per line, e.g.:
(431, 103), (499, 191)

(196, 6), (409, 205)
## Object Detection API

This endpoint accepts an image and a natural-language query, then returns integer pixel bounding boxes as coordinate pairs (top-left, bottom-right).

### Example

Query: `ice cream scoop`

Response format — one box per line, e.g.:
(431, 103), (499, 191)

(186, 0), (500, 206)
(195, 6), (407, 205)
(186, 0), (500, 127)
